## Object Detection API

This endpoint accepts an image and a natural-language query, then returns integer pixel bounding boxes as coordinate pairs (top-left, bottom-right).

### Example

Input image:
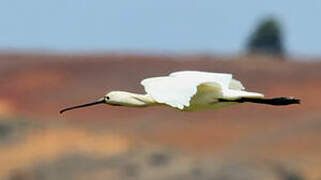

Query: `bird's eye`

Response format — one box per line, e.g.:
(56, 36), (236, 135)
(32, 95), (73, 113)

(106, 96), (110, 100)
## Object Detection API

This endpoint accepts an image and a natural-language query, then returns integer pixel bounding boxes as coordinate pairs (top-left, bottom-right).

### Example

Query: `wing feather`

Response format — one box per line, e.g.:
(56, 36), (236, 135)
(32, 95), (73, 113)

(229, 79), (245, 90)
(141, 71), (263, 109)
(141, 76), (200, 109)
(141, 71), (232, 109)
(169, 71), (232, 89)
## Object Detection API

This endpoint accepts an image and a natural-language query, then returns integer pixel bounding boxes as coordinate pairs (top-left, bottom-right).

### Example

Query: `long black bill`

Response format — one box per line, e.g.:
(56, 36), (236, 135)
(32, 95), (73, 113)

(60, 98), (105, 114)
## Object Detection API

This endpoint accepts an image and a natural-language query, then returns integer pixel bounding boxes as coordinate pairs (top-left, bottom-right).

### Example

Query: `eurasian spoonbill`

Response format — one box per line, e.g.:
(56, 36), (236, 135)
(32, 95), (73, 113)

(60, 71), (300, 114)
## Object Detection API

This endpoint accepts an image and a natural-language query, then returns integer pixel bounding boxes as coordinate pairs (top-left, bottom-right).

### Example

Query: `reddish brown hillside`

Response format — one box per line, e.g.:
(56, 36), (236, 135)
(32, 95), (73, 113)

(0, 53), (320, 179)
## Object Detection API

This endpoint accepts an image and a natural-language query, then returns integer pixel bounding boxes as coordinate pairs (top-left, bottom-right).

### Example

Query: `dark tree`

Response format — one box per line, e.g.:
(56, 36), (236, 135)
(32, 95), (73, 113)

(247, 17), (285, 56)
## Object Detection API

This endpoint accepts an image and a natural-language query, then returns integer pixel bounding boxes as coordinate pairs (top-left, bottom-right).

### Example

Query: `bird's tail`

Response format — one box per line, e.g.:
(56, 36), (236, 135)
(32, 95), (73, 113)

(219, 97), (300, 106)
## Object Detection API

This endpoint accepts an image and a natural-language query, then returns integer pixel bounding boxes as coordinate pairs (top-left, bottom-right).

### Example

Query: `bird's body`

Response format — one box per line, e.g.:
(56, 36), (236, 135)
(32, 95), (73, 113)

(60, 71), (300, 114)
(183, 83), (239, 111)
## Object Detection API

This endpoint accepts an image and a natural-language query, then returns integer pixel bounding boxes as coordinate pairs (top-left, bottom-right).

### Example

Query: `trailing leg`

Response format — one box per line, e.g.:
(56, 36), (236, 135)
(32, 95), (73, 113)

(219, 97), (300, 106)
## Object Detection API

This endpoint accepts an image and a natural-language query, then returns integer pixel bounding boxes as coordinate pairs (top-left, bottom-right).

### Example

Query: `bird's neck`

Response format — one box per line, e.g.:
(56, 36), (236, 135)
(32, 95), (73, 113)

(120, 92), (156, 107)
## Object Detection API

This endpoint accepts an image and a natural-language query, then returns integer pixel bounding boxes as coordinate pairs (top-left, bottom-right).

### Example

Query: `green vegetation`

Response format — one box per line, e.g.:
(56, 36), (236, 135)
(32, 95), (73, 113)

(247, 17), (285, 57)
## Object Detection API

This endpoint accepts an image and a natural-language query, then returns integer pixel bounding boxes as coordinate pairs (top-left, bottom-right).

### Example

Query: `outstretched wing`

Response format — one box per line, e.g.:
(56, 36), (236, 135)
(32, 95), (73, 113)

(171, 71), (245, 90)
(141, 71), (232, 109)
(229, 79), (245, 90)
(170, 71), (263, 99)
(169, 71), (232, 89)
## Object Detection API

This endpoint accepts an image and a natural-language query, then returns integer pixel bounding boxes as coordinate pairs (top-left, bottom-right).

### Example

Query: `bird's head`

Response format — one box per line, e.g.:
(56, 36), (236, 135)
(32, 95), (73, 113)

(59, 91), (140, 114)
(103, 91), (133, 106)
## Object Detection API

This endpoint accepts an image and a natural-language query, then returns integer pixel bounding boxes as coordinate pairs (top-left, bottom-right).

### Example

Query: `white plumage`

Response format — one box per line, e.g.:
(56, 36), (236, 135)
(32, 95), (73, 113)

(60, 70), (299, 114)
(141, 71), (263, 110)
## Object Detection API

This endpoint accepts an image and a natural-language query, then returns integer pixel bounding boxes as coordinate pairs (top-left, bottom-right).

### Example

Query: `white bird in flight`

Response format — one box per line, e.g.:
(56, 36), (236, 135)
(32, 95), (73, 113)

(60, 71), (300, 114)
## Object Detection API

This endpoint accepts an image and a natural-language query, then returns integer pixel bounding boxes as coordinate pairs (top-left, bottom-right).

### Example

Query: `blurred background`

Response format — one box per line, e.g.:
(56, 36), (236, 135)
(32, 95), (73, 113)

(0, 1), (320, 179)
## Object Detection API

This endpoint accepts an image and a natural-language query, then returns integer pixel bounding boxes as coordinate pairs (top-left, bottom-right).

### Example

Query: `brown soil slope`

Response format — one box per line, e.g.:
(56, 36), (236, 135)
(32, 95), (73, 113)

(0, 54), (320, 179)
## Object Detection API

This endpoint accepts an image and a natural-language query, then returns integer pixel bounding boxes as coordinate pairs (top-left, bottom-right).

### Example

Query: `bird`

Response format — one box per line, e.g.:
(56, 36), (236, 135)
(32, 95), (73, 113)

(60, 71), (300, 114)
